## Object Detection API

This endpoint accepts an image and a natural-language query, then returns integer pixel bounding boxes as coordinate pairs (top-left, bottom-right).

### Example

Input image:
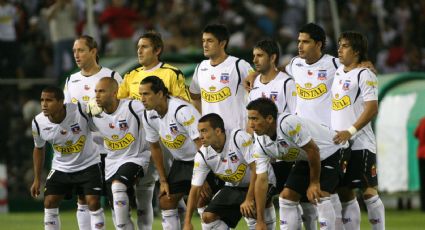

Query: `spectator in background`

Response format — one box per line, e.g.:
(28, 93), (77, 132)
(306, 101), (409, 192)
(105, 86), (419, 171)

(44, 0), (77, 81)
(0, 0), (24, 78)
(99, 0), (140, 57)
(415, 117), (425, 212)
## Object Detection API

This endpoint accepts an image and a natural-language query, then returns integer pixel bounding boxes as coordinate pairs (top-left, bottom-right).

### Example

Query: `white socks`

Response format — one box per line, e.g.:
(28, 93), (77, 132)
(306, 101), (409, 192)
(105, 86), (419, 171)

(341, 198), (361, 230)
(44, 208), (60, 230)
(300, 202), (317, 230)
(330, 194), (344, 229)
(317, 197), (336, 230)
(203, 219), (229, 230)
(76, 203), (90, 230)
(279, 197), (302, 230)
(90, 208), (105, 229)
(364, 195), (385, 230)
(135, 184), (155, 230)
(265, 205), (277, 230)
(112, 182), (131, 229)
(198, 206), (208, 229)
(161, 209), (180, 230)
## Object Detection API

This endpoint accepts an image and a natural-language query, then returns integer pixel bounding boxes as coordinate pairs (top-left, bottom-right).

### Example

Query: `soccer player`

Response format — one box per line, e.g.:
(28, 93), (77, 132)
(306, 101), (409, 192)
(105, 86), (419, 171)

(30, 86), (104, 230)
(64, 35), (123, 229)
(247, 98), (349, 230)
(249, 39), (296, 115)
(139, 76), (202, 229)
(332, 31), (385, 230)
(183, 113), (277, 230)
(90, 77), (151, 229)
(189, 24), (254, 130)
(117, 31), (189, 229)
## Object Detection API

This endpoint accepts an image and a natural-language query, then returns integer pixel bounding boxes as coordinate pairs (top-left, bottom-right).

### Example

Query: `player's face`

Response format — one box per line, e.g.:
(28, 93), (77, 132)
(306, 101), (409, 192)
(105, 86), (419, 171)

(247, 110), (269, 135)
(198, 121), (218, 147)
(73, 39), (96, 69)
(40, 92), (63, 117)
(137, 38), (158, 67)
(253, 48), (272, 74)
(139, 83), (160, 110)
(298, 33), (321, 60)
(95, 80), (112, 108)
(338, 38), (358, 66)
(202, 33), (224, 58)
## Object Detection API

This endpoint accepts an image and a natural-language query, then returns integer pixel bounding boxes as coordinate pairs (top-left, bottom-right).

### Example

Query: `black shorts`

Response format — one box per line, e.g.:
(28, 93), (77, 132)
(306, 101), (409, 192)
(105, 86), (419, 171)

(100, 153), (107, 195)
(105, 162), (144, 207)
(44, 163), (103, 198)
(285, 149), (343, 196)
(340, 149), (378, 189)
(167, 160), (194, 195)
(271, 161), (294, 192)
(204, 186), (248, 228)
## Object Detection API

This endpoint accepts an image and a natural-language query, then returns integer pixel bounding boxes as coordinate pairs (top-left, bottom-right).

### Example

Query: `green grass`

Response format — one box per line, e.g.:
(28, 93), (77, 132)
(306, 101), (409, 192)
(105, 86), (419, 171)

(0, 209), (424, 229)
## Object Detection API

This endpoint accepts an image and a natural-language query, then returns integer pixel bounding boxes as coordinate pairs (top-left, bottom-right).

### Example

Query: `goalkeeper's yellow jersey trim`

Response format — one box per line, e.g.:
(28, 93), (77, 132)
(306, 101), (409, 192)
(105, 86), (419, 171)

(117, 63), (191, 101)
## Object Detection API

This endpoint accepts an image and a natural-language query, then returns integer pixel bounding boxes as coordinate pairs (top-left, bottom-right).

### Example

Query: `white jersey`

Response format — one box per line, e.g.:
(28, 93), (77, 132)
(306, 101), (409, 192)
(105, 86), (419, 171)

(192, 129), (276, 187)
(190, 56), (253, 130)
(249, 71), (297, 114)
(91, 99), (151, 180)
(285, 54), (340, 126)
(32, 103), (99, 173)
(63, 67), (123, 154)
(331, 67), (378, 153)
(64, 67), (123, 104)
(143, 97), (201, 161)
(254, 113), (348, 174)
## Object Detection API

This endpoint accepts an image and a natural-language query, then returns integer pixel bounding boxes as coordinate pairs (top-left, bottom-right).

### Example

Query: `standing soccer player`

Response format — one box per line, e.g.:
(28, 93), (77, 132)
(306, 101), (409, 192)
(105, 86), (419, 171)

(249, 39), (296, 115)
(189, 24), (254, 130)
(117, 31), (190, 229)
(30, 86), (104, 230)
(332, 31), (385, 230)
(183, 113), (277, 230)
(91, 77), (151, 229)
(64, 35), (122, 229)
(248, 98), (349, 230)
(139, 76), (202, 229)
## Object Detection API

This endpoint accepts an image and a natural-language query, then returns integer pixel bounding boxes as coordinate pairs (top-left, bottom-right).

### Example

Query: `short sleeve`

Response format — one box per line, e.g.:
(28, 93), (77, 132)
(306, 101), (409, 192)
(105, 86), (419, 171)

(253, 141), (270, 174)
(142, 111), (160, 142)
(280, 115), (312, 148)
(238, 59), (255, 81)
(191, 152), (211, 186)
(284, 57), (295, 77)
(113, 71), (123, 85)
(32, 119), (46, 148)
(176, 105), (201, 140)
(234, 131), (255, 164)
(359, 69), (378, 102)
(189, 64), (201, 94)
(284, 78), (297, 114)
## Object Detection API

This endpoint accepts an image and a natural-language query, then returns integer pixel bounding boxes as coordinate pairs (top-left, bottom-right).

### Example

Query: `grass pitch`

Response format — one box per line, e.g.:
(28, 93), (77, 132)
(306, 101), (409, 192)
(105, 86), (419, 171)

(0, 209), (424, 229)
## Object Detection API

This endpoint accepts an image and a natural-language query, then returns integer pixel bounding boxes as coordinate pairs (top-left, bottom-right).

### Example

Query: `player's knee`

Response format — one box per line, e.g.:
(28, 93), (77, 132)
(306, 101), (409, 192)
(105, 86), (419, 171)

(85, 195), (101, 211)
(44, 196), (61, 209)
(159, 195), (178, 210)
(337, 187), (356, 202)
(202, 211), (219, 224)
(279, 188), (300, 202)
(362, 187), (378, 200)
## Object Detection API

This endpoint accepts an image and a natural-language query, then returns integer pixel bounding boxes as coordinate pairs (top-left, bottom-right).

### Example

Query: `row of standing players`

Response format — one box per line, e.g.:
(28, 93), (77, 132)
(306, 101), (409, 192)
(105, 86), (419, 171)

(30, 23), (385, 230)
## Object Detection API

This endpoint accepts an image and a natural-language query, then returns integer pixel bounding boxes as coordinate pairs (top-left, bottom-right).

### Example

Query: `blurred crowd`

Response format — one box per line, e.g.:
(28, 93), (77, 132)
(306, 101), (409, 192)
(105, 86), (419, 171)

(1, 0), (425, 198)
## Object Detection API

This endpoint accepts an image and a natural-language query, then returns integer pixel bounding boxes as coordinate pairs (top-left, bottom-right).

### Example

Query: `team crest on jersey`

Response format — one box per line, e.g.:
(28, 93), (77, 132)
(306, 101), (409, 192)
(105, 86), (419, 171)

(211, 74), (216, 80)
(278, 139), (288, 148)
(220, 73), (229, 84)
(170, 123), (179, 135)
(343, 80), (351, 91)
(60, 129), (67, 135)
(317, 70), (327, 80)
(229, 152), (239, 163)
(109, 123), (115, 129)
(307, 70), (313, 76)
(118, 120), (128, 130)
(71, 123), (81, 134)
(84, 85), (90, 90)
(270, 91), (278, 101)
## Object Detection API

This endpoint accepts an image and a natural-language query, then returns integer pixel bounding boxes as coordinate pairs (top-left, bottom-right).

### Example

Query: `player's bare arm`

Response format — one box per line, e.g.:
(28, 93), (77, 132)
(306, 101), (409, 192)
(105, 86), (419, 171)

(302, 139), (322, 204)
